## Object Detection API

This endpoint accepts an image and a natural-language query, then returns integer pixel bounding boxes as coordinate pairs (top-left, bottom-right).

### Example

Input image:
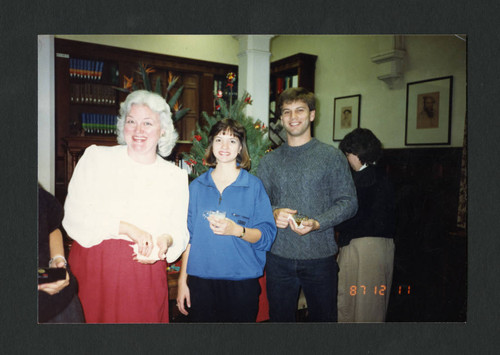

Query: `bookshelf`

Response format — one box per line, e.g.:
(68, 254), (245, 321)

(54, 38), (238, 204)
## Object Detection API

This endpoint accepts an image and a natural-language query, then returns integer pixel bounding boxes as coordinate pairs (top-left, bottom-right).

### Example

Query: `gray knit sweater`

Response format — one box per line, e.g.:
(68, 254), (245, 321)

(257, 138), (357, 259)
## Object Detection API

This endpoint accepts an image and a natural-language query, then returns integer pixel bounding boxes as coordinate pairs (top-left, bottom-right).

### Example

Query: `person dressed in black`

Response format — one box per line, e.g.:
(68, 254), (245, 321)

(38, 184), (84, 323)
(336, 128), (395, 322)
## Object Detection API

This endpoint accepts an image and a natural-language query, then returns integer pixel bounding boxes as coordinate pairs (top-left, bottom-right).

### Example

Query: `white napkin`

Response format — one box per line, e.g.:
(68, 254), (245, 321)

(288, 214), (304, 229)
(129, 243), (164, 262)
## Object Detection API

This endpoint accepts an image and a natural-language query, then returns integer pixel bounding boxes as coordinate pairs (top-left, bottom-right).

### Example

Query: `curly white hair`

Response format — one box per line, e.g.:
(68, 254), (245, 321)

(116, 90), (178, 157)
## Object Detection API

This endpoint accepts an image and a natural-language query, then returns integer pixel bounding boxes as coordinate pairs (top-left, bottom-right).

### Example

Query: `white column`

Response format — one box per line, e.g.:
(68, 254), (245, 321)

(38, 35), (56, 193)
(234, 35), (274, 126)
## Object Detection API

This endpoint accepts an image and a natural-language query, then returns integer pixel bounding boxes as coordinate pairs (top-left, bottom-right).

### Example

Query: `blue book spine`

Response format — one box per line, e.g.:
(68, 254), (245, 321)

(90, 113), (95, 134)
(98, 61), (104, 81)
(81, 113), (87, 134)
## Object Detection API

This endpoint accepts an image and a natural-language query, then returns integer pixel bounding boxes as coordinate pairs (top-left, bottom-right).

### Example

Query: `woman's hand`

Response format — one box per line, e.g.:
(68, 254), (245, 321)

(207, 215), (239, 236)
(120, 221), (153, 257)
(38, 269), (70, 295)
(157, 234), (172, 260)
(176, 278), (191, 316)
(133, 234), (173, 265)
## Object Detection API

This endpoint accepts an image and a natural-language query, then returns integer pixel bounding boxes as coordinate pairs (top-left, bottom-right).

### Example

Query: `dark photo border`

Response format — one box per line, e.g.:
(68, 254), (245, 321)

(2, 0), (497, 354)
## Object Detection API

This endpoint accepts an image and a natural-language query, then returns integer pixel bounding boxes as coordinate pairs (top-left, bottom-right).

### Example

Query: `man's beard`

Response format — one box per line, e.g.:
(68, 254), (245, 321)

(424, 108), (434, 117)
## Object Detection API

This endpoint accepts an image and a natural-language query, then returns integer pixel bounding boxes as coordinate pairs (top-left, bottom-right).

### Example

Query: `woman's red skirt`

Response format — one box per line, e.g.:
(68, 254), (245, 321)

(68, 239), (169, 323)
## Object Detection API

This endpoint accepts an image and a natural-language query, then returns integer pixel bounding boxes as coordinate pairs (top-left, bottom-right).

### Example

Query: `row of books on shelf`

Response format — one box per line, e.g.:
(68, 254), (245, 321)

(81, 113), (118, 135)
(69, 58), (105, 80)
(275, 75), (299, 95)
(70, 83), (117, 106)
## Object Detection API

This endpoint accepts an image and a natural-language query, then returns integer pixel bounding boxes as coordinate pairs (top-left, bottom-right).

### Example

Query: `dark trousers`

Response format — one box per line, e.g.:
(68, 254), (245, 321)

(45, 295), (85, 323)
(188, 275), (261, 322)
(266, 252), (339, 322)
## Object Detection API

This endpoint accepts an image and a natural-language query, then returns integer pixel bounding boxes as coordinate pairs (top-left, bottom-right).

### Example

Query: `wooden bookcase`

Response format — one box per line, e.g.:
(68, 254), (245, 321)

(269, 53), (317, 144)
(54, 38), (238, 204)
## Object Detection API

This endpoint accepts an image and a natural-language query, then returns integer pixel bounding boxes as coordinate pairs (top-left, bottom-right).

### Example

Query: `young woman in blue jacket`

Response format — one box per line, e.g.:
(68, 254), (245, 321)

(176, 118), (277, 322)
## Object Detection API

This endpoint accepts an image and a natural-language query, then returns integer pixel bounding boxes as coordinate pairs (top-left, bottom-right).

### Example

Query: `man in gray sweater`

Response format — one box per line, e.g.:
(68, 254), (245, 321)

(258, 87), (357, 322)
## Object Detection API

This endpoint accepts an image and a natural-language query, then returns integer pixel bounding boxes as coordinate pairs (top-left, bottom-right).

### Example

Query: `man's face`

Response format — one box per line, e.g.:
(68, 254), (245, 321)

(280, 100), (315, 138)
(424, 98), (435, 113)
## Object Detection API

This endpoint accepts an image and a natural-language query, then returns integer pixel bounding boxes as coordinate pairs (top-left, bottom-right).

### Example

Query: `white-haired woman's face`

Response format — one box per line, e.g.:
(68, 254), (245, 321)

(124, 104), (164, 162)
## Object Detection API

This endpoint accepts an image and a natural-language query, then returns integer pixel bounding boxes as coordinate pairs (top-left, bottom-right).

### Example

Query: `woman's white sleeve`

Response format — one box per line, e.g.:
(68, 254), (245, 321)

(163, 170), (190, 263)
(62, 146), (122, 247)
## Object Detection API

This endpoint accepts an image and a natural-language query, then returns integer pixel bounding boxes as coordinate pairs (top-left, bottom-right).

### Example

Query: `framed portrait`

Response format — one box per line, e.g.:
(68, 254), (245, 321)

(333, 94), (361, 141)
(405, 76), (453, 145)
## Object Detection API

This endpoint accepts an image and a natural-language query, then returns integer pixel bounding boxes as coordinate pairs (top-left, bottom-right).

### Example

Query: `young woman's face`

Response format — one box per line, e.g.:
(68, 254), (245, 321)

(212, 131), (242, 165)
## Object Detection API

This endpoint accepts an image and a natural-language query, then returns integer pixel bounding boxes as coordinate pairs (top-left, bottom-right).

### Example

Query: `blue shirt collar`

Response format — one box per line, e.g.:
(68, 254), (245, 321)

(198, 167), (250, 188)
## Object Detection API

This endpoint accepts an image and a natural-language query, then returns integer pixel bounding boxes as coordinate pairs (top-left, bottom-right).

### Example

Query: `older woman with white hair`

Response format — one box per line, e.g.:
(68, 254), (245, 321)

(63, 90), (189, 323)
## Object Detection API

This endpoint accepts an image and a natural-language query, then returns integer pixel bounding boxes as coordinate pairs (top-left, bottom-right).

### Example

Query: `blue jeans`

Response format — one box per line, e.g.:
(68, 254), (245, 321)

(266, 252), (339, 322)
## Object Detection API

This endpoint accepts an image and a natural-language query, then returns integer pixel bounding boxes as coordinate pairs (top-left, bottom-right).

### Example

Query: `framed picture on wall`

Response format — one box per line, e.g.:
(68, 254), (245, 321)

(333, 94), (361, 141)
(405, 76), (453, 145)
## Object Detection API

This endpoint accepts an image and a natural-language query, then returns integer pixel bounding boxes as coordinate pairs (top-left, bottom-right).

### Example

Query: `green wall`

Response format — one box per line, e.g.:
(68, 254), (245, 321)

(271, 35), (466, 148)
(56, 35), (240, 65)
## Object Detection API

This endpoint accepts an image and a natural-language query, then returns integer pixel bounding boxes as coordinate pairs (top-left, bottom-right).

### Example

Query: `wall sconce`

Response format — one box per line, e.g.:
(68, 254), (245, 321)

(371, 49), (406, 89)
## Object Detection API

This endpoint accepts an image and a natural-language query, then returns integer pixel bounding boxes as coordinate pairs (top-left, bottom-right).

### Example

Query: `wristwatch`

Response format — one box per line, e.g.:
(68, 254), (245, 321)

(49, 255), (67, 268)
(239, 226), (246, 238)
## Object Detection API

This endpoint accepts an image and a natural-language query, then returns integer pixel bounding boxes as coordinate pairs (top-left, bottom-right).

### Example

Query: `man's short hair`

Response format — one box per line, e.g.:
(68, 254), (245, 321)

(277, 87), (316, 116)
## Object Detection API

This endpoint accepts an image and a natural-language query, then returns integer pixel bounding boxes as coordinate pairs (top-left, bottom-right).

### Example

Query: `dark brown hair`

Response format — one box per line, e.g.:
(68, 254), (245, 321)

(204, 118), (251, 170)
(277, 87), (316, 116)
(339, 128), (383, 165)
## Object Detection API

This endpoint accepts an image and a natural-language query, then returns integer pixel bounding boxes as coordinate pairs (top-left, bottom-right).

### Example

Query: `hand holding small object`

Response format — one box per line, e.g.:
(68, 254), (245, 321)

(273, 208), (297, 229)
(38, 268), (70, 295)
(120, 221), (153, 257)
(207, 215), (238, 236)
(132, 234), (172, 264)
(290, 216), (320, 236)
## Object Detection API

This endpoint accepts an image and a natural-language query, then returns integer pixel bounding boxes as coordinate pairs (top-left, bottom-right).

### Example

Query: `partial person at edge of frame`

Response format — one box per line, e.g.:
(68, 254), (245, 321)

(38, 183), (84, 323)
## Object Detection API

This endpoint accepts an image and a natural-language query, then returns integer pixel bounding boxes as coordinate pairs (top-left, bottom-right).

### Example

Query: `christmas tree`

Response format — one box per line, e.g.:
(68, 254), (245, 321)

(182, 75), (272, 178)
